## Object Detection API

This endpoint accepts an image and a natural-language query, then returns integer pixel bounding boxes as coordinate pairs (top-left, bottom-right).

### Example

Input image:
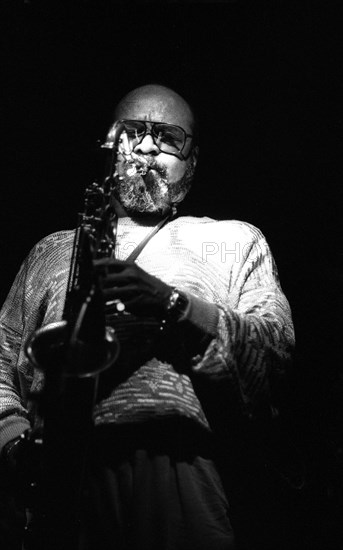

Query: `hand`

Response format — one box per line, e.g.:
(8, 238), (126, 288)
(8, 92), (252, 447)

(94, 258), (173, 318)
(2, 430), (42, 501)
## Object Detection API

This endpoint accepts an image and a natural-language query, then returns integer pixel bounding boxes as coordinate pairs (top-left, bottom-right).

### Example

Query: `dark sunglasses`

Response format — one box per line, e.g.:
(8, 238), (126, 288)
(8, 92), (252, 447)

(119, 120), (193, 159)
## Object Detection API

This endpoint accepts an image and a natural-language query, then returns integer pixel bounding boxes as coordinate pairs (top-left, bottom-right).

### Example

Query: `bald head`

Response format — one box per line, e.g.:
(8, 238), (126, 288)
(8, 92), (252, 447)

(114, 84), (196, 137)
(110, 84), (198, 217)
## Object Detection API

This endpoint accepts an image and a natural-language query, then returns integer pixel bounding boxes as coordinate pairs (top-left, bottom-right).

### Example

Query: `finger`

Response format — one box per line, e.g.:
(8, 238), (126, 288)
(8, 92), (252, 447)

(93, 258), (131, 271)
(100, 272), (137, 288)
(117, 297), (156, 316)
(103, 285), (141, 314)
(104, 298), (126, 313)
(102, 285), (137, 300)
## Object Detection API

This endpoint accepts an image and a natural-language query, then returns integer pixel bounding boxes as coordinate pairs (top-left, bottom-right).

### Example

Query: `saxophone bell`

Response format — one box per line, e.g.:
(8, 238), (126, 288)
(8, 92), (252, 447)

(25, 320), (119, 379)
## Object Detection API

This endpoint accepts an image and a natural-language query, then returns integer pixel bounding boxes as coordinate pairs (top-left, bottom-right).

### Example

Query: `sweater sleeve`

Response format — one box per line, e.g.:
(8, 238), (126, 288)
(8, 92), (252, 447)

(0, 232), (73, 454)
(178, 225), (294, 417)
(0, 255), (34, 453)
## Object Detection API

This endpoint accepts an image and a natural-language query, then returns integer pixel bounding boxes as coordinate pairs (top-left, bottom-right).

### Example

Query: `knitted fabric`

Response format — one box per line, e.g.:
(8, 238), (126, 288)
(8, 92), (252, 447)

(0, 216), (294, 451)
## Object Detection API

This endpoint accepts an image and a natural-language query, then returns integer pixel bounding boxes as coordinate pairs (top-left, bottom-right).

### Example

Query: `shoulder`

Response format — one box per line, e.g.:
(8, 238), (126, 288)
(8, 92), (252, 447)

(30, 230), (75, 252)
(32, 229), (75, 250)
(173, 216), (265, 243)
(26, 230), (75, 268)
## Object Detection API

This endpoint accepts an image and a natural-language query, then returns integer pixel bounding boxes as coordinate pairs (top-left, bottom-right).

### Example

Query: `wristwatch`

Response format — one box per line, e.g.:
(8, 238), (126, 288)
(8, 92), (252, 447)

(165, 288), (189, 322)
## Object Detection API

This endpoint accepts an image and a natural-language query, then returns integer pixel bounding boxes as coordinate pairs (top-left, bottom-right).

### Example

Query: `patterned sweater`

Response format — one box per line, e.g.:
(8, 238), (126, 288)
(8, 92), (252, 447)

(0, 216), (294, 452)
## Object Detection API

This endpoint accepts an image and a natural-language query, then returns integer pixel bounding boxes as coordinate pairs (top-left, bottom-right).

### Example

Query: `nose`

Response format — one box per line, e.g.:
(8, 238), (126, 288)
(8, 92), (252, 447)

(134, 133), (160, 155)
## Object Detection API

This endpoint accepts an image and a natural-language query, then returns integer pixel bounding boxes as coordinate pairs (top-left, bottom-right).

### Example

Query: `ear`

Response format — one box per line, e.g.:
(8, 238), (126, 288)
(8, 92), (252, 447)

(190, 145), (199, 169)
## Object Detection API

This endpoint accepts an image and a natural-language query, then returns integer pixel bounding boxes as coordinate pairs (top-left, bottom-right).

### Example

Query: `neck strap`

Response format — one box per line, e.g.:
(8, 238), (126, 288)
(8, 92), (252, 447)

(121, 211), (174, 263)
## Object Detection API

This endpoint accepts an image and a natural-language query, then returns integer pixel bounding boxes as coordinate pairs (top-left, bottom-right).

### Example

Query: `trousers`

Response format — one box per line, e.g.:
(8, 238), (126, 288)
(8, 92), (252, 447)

(80, 420), (236, 550)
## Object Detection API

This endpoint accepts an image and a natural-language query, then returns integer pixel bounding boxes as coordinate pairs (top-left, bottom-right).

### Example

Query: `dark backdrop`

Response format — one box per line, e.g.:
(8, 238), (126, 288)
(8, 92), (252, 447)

(1, 1), (342, 548)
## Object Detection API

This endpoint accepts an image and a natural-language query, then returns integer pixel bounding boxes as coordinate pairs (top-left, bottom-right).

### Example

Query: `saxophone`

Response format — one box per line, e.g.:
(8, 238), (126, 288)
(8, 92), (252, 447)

(23, 122), (125, 550)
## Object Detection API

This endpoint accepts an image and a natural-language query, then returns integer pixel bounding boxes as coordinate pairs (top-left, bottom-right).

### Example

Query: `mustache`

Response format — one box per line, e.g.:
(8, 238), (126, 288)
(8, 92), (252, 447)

(121, 154), (167, 178)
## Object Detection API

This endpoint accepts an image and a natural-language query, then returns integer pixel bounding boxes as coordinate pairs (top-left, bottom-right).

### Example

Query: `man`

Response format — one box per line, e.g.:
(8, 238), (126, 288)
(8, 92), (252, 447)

(0, 84), (294, 549)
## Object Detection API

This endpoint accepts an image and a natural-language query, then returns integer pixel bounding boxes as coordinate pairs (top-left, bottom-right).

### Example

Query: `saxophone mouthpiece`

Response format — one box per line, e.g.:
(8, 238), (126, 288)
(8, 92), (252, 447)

(133, 156), (150, 176)
(124, 156), (150, 178)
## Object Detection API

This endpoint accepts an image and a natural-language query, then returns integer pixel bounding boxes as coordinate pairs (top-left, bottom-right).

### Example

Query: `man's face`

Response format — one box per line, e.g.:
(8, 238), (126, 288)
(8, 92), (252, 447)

(110, 91), (197, 217)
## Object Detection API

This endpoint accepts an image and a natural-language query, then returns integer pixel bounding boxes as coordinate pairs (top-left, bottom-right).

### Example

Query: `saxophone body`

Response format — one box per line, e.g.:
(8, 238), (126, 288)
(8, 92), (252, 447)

(22, 123), (125, 549)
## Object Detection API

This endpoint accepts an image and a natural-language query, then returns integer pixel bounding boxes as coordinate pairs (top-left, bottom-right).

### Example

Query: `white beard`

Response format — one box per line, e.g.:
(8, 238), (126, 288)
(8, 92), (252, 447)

(114, 154), (193, 216)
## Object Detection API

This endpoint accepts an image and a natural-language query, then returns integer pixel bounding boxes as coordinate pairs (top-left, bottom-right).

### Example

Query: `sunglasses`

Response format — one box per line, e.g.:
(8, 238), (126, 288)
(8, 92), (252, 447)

(118, 120), (193, 159)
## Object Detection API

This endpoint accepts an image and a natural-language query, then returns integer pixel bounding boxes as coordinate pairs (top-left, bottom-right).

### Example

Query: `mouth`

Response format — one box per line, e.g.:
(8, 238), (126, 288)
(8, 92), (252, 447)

(143, 169), (163, 187)
(125, 165), (157, 182)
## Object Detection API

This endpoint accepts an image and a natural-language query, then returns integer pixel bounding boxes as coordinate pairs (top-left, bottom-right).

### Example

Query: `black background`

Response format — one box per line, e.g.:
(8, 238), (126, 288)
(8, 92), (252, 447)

(1, 0), (342, 547)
